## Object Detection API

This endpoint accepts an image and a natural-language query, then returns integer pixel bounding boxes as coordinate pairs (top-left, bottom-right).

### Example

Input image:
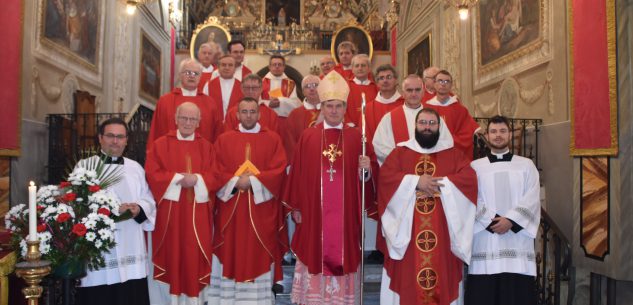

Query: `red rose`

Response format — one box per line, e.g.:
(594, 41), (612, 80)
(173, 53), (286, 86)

(37, 223), (47, 232)
(88, 185), (101, 193)
(56, 213), (71, 223)
(97, 208), (111, 216)
(63, 193), (77, 202)
(59, 181), (71, 188)
(37, 205), (45, 210)
(72, 223), (87, 236)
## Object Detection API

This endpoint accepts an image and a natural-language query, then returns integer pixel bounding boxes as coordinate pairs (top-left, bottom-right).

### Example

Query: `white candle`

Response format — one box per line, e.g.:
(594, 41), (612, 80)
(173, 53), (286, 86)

(28, 181), (37, 242)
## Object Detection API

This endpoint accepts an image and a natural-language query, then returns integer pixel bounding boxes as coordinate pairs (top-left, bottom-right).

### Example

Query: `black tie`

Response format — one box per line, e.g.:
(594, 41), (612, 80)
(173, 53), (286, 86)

(104, 156), (124, 165)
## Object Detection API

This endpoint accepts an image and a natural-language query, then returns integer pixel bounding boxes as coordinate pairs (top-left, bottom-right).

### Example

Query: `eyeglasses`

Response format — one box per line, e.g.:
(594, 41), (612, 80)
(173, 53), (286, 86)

(103, 133), (127, 140)
(404, 88), (423, 93)
(417, 120), (438, 126)
(270, 62), (285, 67)
(177, 116), (200, 123)
(181, 70), (201, 77)
(377, 75), (394, 81)
(436, 79), (452, 85)
(304, 83), (318, 89)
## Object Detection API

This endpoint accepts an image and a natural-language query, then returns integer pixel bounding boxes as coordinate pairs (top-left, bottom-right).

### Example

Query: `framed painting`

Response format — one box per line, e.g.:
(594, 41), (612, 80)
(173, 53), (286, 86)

(406, 32), (431, 78)
(40, 0), (102, 71)
(139, 31), (162, 101)
(472, 0), (551, 89)
(331, 24), (373, 63)
(190, 18), (232, 60)
(265, 0), (301, 26)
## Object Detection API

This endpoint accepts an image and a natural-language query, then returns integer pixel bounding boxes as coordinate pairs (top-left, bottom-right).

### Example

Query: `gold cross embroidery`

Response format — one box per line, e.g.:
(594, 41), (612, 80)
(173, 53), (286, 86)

(322, 144), (342, 163)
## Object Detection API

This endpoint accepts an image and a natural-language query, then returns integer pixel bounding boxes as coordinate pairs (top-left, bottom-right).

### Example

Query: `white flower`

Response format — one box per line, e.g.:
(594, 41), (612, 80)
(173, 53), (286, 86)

(20, 239), (27, 257)
(85, 220), (97, 229)
(95, 240), (103, 248)
(98, 229), (112, 240)
(38, 232), (52, 242)
(85, 232), (96, 242)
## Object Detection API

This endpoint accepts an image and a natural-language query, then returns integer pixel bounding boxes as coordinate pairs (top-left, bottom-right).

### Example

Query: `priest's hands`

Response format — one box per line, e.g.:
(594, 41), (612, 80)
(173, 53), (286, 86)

(358, 156), (371, 170)
(490, 216), (512, 234)
(292, 210), (302, 224)
(269, 98), (281, 108)
(119, 203), (141, 217)
(416, 175), (444, 197)
(235, 173), (252, 190)
(178, 173), (198, 188)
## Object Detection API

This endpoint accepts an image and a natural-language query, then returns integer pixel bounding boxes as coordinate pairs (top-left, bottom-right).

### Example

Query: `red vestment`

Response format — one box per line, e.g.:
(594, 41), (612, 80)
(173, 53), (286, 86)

(147, 88), (223, 149)
(346, 81), (378, 127)
(282, 105), (319, 163)
(422, 90), (436, 103)
(261, 78), (295, 100)
(424, 98), (480, 160)
(333, 64), (354, 80)
(145, 131), (216, 297)
(365, 95), (404, 145)
(283, 124), (377, 276)
(212, 128), (288, 282)
(378, 146), (477, 305)
(222, 104), (279, 134)
(240, 65), (252, 77)
(206, 78), (244, 120)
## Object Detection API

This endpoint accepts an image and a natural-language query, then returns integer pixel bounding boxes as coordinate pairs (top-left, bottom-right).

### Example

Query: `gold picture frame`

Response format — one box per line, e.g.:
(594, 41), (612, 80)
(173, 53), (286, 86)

(405, 31), (432, 78)
(190, 17), (232, 60)
(331, 23), (373, 63)
(139, 30), (162, 102)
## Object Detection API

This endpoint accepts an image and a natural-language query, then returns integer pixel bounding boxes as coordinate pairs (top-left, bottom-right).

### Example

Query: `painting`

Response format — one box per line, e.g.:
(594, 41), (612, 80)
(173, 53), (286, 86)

(406, 33), (431, 78)
(189, 21), (232, 60)
(40, 0), (102, 70)
(580, 157), (610, 260)
(139, 31), (162, 101)
(265, 0), (301, 26)
(331, 24), (373, 63)
(472, 0), (551, 88)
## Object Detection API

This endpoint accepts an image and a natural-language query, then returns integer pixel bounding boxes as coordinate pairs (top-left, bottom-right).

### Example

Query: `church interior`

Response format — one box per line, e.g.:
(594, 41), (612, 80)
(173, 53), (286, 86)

(1, 0), (632, 304)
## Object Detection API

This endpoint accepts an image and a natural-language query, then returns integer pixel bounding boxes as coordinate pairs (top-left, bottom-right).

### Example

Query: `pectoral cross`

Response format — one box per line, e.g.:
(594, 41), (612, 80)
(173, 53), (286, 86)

(326, 166), (336, 182)
(322, 144), (342, 163)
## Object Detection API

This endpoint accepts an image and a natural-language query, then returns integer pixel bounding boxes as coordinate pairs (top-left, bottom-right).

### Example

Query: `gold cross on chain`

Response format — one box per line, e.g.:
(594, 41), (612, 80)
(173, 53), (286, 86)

(322, 144), (342, 163)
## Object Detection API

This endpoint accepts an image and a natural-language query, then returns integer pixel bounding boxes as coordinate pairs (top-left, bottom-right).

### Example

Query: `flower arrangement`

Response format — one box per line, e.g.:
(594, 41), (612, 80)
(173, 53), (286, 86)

(5, 157), (128, 271)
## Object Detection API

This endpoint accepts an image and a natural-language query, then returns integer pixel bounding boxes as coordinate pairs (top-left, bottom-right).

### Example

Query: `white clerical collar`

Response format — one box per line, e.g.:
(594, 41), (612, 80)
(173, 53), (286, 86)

(324, 121), (343, 129)
(100, 150), (122, 161)
(177, 130), (195, 141)
(303, 99), (321, 110)
(492, 149), (511, 159)
(398, 119), (455, 154)
(220, 77), (235, 83)
(265, 72), (287, 80)
(202, 65), (214, 73)
(181, 88), (197, 97)
(239, 123), (261, 133)
(343, 65), (352, 70)
(427, 95), (458, 106)
(353, 77), (371, 85)
(375, 91), (401, 104)
(403, 104), (423, 113)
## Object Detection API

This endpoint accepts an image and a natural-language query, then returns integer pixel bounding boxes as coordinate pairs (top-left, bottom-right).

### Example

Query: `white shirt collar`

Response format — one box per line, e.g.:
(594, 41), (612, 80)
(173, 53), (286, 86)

(220, 77), (235, 83)
(342, 65), (352, 70)
(100, 150), (122, 160)
(202, 65), (214, 73)
(265, 72), (288, 80)
(177, 130), (195, 141)
(427, 95), (458, 106)
(181, 87), (197, 97)
(403, 104), (423, 112)
(375, 91), (402, 104)
(239, 123), (261, 133)
(398, 119), (454, 154)
(303, 99), (321, 110)
(353, 77), (371, 85)
(324, 121), (343, 129)
(492, 149), (511, 159)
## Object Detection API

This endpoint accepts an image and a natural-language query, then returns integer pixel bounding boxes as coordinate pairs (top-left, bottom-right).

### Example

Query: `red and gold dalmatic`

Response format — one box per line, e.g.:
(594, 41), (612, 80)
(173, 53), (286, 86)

(261, 78), (295, 100)
(378, 146), (477, 305)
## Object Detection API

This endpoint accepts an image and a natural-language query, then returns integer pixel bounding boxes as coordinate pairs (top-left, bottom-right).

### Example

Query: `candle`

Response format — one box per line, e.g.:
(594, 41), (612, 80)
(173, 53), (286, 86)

(28, 181), (37, 242)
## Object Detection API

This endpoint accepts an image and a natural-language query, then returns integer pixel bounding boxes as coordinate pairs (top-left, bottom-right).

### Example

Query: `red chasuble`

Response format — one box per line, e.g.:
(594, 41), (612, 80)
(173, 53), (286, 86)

(261, 78), (295, 100)
(223, 104), (280, 135)
(422, 90), (436, 103)
(389, 106), (411, 145)
(377, 146), (477, 305)
(365, 96), (404, 145)
(198, 70), (215, 92)
(144, 131), (216, 297)
(346, 81), (378, 127)
(212, 128), (288, 282)
(333, 64), (354, 81)
(207, 78), (244, 119)
(424, 101), (480, 160)
(283, 106), (320, 163)
(147, 88), (223, 150)
(283, 124), (377, 276)
(240, 65), (252, 78)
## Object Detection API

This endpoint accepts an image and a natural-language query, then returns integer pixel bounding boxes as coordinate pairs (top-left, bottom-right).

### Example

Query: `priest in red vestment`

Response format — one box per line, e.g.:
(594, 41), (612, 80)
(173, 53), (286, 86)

(203, 55), (244, 120)
(284, 71), (377, 305)
(145, 102), (216, 302)
(424, 70), (481, 159)
(196, 42), (221, 92)
(261, 55), (302, 128)
(208, 97), (288, 303)
(378, 108), (478, 305)
(211, 40), (252, 81)
(333, 41), (356, 80)
(346, 54), (378, 127)
(147, 58), (222, 150)
(223, 74), (279, 134)
(420, 66), (438, 102)
(319, 56), (336, 79)
(365, 64), (405, 146)
(283, 75), (322, 163)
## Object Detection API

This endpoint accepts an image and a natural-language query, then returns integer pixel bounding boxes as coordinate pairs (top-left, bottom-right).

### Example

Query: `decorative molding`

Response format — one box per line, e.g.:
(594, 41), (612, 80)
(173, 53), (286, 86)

(114, 1), (130, 113)
(442, 5), (460, 94)
(60, 73), (81, 114)
(32, 67), (62, 102)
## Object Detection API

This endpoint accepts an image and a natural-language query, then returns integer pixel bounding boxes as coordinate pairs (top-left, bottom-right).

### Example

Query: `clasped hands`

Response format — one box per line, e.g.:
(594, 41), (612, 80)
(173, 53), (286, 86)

(416, 174), (444, 198)
(235, 170), (254, 191)
(177, 173), (198, 188)
(119, 202), (141, 217)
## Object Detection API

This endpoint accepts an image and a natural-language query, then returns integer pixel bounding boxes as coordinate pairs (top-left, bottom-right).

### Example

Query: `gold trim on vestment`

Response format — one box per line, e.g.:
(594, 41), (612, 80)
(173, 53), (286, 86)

(192, 195), (212, 279)
(248, 190), (275, 259)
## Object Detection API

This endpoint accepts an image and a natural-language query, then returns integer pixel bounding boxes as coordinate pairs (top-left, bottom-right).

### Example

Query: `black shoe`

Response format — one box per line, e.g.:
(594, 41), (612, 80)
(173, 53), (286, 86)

(282, 258), (296, 266)
(366, 250), (384, 264)
(272, 283), (284, 296)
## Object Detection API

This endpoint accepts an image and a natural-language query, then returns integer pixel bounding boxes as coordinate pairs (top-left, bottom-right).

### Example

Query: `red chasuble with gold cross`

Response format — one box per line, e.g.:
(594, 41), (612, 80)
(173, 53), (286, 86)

(283, 123), (377, 276)
(378, 146), (477, 304)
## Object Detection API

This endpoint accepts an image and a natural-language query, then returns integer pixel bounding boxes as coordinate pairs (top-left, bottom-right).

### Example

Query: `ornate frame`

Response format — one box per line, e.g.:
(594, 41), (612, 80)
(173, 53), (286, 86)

(405, 31), (432, 78)
(331, 22), (373, 63)
(189, 17), (232, 60)
(471, 0), (552, 89)
(139, 30), (162, 102)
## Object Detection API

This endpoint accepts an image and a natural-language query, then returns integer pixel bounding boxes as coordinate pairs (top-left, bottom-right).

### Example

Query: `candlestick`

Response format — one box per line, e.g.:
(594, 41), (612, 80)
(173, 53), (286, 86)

(28, 181), (37, 242)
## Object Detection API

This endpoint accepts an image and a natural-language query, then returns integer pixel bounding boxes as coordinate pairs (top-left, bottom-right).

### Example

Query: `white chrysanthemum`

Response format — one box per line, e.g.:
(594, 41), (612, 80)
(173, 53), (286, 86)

(38, 231), (53, 242)
(95, 240), (103, 248)
(85, 232), (97, 242)
(20, 239), (27, 257)
(97, 228), (112, 240)
(85, 219), (97, 229)
(40, 243), (51, 254)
